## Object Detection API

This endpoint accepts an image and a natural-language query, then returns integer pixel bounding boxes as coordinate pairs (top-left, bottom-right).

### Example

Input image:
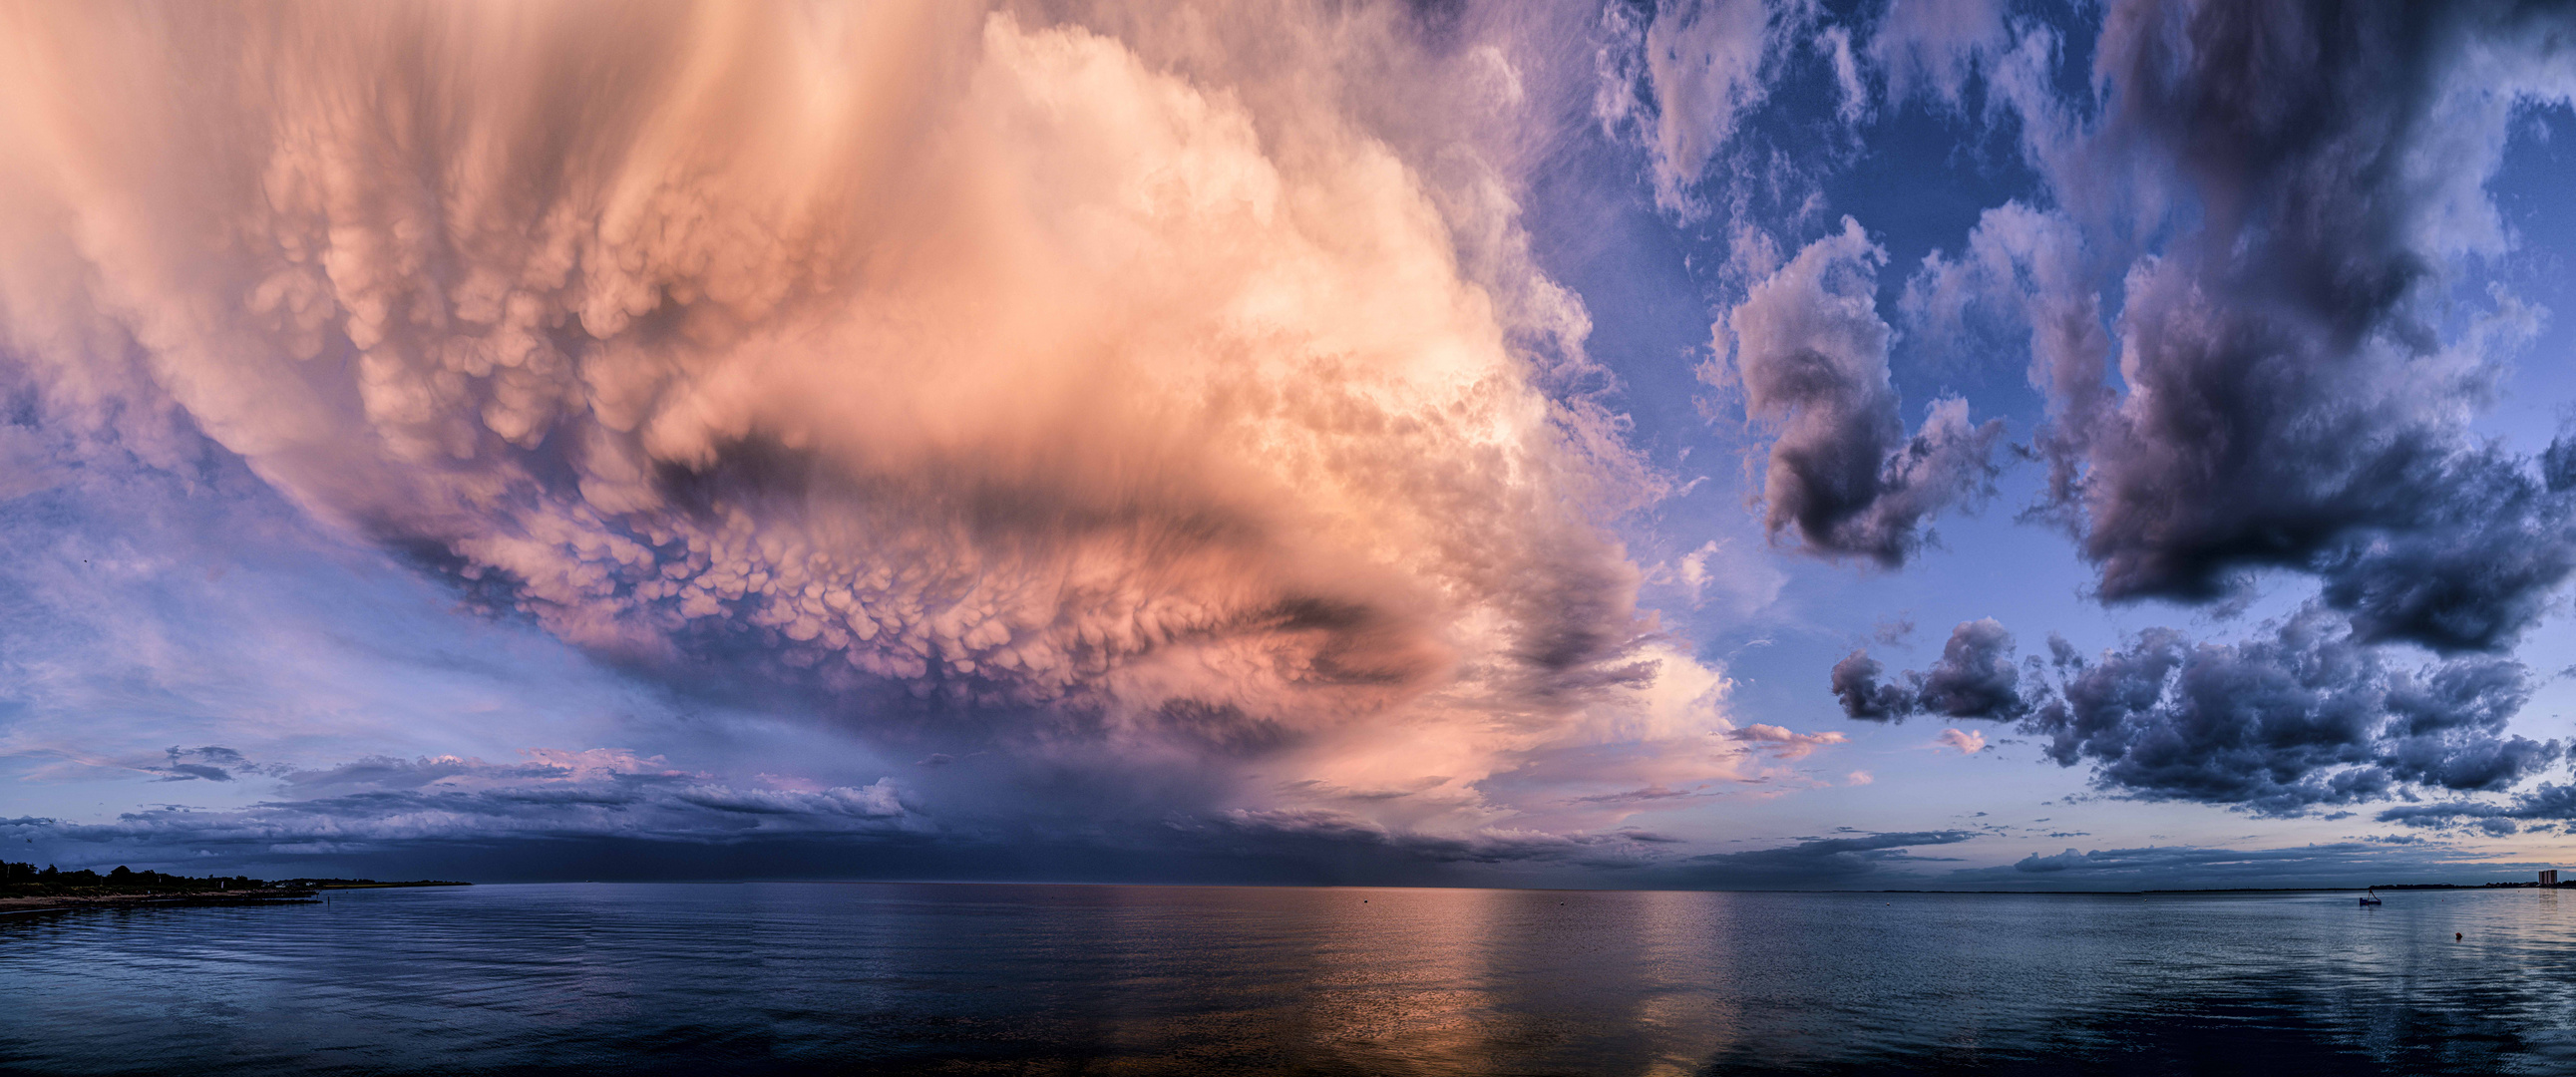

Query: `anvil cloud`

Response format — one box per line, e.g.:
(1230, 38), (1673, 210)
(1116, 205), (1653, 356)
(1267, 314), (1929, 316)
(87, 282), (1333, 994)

(0, 0), (1783, 861)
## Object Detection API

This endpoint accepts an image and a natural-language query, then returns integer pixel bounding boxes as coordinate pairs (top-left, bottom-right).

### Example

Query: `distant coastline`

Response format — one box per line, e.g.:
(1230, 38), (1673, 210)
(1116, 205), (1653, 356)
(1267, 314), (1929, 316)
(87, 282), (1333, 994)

(4, 862), (469, 916)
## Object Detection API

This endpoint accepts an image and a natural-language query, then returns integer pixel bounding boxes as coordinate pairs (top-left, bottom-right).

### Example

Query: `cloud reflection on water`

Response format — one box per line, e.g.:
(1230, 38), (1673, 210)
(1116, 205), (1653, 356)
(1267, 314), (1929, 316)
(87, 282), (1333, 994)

(11, 884), (2576, 1073)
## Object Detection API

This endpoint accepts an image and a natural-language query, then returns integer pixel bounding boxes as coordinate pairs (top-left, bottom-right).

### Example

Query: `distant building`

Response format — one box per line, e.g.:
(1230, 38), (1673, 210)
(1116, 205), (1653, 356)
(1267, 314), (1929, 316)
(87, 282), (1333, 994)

(2543, 870), (2559, 886)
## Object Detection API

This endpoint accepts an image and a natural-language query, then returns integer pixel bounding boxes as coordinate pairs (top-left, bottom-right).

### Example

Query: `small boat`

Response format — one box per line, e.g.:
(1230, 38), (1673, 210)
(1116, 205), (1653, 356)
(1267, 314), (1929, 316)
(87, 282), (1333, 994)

(2359, 888), (2384, 906)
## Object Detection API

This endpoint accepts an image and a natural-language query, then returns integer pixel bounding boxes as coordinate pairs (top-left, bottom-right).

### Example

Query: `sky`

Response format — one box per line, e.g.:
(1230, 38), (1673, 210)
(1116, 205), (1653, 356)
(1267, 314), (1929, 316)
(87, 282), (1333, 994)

(7, 0), (2576, 891)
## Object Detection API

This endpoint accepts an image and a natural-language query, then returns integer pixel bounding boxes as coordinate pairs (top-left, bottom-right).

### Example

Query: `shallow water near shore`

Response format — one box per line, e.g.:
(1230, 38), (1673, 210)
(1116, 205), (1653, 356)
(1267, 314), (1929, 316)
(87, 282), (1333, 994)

(4, 882), (2572, 1075)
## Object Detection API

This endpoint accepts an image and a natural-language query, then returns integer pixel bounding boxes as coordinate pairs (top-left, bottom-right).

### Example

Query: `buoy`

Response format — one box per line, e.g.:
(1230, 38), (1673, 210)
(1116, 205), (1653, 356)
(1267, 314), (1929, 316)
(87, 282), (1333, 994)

(2456, 932), (2463, 940)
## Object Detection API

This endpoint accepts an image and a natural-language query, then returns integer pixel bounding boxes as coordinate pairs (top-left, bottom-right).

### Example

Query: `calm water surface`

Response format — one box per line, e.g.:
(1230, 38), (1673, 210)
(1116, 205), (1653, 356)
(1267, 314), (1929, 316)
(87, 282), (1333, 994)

(4, 883), (2573, 1075)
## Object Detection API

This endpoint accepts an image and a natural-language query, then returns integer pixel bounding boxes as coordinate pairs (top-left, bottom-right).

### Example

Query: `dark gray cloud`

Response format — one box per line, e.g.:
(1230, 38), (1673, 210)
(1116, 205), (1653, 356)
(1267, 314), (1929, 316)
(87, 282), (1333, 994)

(2012, 0), (2576, 653)
(1830, 618), (2028, 721)
(1830, 649), (1913, 720)
(146, 746), (275, 783)
(2378, 782), (2576, 837)
(2024, 606), (2558, 814)
(1726, 220), (2005, 566)
(1836, 609), (2561, 813)
(1914, 618), (2026, 720)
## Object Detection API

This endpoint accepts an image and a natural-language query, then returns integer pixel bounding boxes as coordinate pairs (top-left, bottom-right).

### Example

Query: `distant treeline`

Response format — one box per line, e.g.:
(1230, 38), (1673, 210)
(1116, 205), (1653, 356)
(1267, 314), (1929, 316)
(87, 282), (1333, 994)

(4, 861), (265, 895)
(2369, 881), (2576, 890)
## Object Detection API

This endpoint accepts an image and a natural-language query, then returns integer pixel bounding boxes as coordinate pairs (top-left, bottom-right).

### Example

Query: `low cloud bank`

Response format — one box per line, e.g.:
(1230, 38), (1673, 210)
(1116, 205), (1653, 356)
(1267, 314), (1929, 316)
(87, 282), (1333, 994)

(1673, 829), (1975, 886)
(9, 750), (922, 858)
(1951, 840), (2535, 891)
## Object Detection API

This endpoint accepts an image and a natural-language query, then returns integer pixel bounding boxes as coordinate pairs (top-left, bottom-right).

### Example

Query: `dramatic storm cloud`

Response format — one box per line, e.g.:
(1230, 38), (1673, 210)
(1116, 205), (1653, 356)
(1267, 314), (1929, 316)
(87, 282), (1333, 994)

(10, 0), (2576, 888)
(0, 0), (1882, 872)
(1918, 0), (2576, 652)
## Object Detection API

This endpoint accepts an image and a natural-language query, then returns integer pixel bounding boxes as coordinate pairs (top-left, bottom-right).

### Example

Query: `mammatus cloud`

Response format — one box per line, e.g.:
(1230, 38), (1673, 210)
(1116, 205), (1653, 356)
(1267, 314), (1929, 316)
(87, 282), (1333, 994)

(1721, 219), (2003, 565)
(1838, 612), (2562, 815)
(0, 2), (1828, 839)
(25, 0), (2576, 885)
(1912, 0), (2576, 653)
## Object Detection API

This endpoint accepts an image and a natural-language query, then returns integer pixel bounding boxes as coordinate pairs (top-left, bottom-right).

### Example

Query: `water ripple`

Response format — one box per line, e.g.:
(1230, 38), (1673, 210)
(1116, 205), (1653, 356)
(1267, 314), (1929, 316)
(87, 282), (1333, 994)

(5, 884), (2574, 1074)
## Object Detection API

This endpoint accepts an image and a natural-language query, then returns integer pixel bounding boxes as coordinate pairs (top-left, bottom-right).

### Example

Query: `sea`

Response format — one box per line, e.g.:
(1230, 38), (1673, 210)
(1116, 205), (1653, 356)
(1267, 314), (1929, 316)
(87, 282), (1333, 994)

(3, 882), (2572, 1075)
